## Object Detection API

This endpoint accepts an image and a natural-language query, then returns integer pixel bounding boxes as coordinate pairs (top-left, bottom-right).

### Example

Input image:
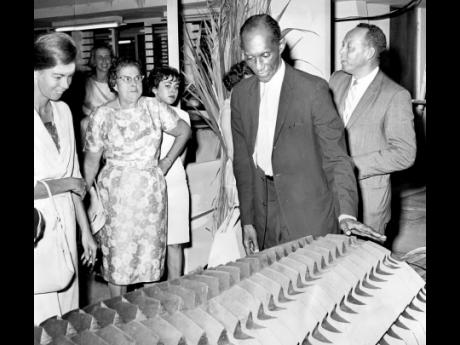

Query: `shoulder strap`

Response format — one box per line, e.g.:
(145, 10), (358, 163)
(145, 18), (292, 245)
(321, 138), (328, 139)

(38, 180), (62, 222)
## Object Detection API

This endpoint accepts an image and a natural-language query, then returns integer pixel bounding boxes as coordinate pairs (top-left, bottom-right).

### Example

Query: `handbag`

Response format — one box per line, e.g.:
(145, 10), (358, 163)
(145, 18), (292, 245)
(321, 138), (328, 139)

(34, 207), (45, 245)
(34, 180), (75, 294)
(87, 183), (106, 235)
(207, 207), (245, 268)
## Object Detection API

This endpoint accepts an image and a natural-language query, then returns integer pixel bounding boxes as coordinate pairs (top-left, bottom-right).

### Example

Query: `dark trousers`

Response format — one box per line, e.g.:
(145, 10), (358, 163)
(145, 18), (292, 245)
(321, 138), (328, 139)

(256, 167), (291, 250)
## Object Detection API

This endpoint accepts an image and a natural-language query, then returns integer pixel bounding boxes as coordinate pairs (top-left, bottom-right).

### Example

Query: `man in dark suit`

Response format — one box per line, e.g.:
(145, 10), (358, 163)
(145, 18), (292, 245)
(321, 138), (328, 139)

(329, 24), (416, 235)
(231, 14), (385, 254)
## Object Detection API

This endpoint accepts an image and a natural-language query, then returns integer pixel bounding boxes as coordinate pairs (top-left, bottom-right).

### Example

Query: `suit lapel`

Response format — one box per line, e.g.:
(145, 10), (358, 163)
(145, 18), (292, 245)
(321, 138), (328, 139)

(273, 64), (294, 145)
(247, 78), (260, 154)
(347, 71), (383, 128)
(337, 74), (352, 119)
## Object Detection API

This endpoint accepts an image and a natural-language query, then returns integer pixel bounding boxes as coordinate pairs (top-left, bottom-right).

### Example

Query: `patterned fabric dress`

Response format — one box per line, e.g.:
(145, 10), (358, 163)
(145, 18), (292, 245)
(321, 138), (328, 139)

(85, 96), (179, 285)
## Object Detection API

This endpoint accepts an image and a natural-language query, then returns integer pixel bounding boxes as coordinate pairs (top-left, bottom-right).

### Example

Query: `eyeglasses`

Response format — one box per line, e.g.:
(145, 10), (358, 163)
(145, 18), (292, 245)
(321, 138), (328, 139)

(117, 75), (144, 83)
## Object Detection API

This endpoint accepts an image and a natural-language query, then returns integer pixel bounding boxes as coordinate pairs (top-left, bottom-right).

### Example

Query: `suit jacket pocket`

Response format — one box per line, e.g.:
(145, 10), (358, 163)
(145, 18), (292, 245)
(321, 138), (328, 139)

(288, 121), (306, 129)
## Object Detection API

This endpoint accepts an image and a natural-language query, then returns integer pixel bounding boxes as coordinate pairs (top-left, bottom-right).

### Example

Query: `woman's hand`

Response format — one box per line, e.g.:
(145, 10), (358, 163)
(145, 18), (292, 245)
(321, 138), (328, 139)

(71, 192), (97, 266)
(80, 231), (98, 267)
(34, 177), (88, 200)
(67, 177), (88, 198)
(159, 156), (174, 175)
(84, 150), (103, 190)
(160, 119), (192, 175)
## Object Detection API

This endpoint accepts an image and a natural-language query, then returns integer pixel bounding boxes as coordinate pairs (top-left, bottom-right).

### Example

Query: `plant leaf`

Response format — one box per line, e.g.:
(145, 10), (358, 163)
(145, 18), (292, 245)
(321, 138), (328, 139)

(281, 28), (319, 39)
(274, 0), (292, 22)
(292, 58), (324, 77)
(289, 37), (303, 51)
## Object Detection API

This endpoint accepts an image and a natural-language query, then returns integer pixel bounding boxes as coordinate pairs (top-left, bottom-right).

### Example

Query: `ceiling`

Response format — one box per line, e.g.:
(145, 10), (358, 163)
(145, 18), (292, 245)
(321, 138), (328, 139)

(34, 0), (426, 8)
(334, 0), (425, 7)
(34, 0), (426, 29)
(34, 0), (208, 29)
(34, 0), (93, 7)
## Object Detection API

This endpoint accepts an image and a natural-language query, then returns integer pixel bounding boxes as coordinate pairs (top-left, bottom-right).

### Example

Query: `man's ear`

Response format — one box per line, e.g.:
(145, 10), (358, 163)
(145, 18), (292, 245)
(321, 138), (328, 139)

(279, 38), (286, 54)
(367, 46), (376, 61)
(151, 87), (157, 96)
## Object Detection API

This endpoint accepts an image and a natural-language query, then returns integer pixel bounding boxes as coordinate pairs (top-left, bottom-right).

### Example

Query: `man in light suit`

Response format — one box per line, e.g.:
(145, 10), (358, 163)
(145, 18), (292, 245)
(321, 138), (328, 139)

(231, 14), (385, 254)
(329, 23), (416, 235)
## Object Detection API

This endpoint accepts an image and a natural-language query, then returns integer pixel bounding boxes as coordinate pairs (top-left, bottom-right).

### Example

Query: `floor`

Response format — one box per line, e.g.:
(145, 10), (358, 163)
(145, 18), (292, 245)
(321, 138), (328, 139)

(391, 185), (426, 256)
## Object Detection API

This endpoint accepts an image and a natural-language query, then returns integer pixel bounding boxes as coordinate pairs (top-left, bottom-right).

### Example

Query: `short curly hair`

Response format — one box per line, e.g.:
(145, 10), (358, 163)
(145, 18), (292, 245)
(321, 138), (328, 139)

(107, 57), (143, 94)
(357, 23), (387, 60)
(223, 60), (254, 92)
(147, 66), (183, 93)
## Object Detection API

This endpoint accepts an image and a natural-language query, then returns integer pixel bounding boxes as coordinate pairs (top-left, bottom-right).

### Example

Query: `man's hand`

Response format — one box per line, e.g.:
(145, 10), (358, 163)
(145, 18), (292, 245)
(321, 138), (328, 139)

(339, 218), (387, 242)
(243, 224), (259, 255)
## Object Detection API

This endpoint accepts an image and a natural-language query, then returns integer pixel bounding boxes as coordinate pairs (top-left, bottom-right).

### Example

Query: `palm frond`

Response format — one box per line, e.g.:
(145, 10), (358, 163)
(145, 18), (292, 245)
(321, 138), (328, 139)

(182, 0), (273, 233)
(292, 58), (325, 77)
(288, 37), (303, 51)
(274, 0), (292, 22)
(281, 28), (320, 38)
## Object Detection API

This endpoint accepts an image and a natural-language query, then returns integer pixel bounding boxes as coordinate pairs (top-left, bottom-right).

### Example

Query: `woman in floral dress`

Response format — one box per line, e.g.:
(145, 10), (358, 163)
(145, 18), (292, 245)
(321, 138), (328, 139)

(83, 58), (191, 296)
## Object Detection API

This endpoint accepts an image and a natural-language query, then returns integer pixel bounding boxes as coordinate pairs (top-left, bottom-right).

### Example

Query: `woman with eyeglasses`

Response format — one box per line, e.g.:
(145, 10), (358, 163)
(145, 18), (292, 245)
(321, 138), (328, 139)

(83, 58), (191, 297)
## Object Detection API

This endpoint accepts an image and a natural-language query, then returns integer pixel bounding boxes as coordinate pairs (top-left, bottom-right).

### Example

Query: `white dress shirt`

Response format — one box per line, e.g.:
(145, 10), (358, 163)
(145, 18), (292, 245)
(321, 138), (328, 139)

(252, 60), (356, 224)
(343, 67), (380, 125)
(339, 67), (379, 222)
(252, 60), (286, 176)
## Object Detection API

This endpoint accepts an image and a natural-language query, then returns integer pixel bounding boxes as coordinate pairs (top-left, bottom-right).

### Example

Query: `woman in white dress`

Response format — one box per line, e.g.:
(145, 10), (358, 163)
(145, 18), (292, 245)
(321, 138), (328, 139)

(147, 67), (190, 279)
(80, 44), (116, 142)
(34, 32), (97, 325)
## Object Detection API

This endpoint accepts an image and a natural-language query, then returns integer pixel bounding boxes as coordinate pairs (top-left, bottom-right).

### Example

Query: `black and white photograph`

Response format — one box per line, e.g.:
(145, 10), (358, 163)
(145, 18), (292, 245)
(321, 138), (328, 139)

(34, 1), (427, 344)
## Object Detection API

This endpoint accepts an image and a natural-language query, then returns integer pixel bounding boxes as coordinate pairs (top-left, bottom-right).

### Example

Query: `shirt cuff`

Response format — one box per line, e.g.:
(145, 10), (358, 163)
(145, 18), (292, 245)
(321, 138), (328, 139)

(338, 214), (357, 222)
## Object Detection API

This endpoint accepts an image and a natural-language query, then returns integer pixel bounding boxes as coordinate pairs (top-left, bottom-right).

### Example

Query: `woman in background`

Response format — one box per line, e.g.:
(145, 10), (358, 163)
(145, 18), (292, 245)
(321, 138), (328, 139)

(80, 43), (116, 142)
(84, 58), (191, 296)
(147, 66), (190, 279)
(34, 32), (97, 325)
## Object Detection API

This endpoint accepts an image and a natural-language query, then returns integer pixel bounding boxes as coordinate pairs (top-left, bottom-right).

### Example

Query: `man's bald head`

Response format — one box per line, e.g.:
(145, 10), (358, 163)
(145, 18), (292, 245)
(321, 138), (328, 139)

(240, 14), (281, 47)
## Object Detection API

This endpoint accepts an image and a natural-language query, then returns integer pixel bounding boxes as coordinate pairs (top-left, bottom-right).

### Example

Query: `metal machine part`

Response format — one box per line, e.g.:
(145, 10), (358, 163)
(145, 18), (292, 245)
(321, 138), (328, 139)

(35, 234), (426, 345)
